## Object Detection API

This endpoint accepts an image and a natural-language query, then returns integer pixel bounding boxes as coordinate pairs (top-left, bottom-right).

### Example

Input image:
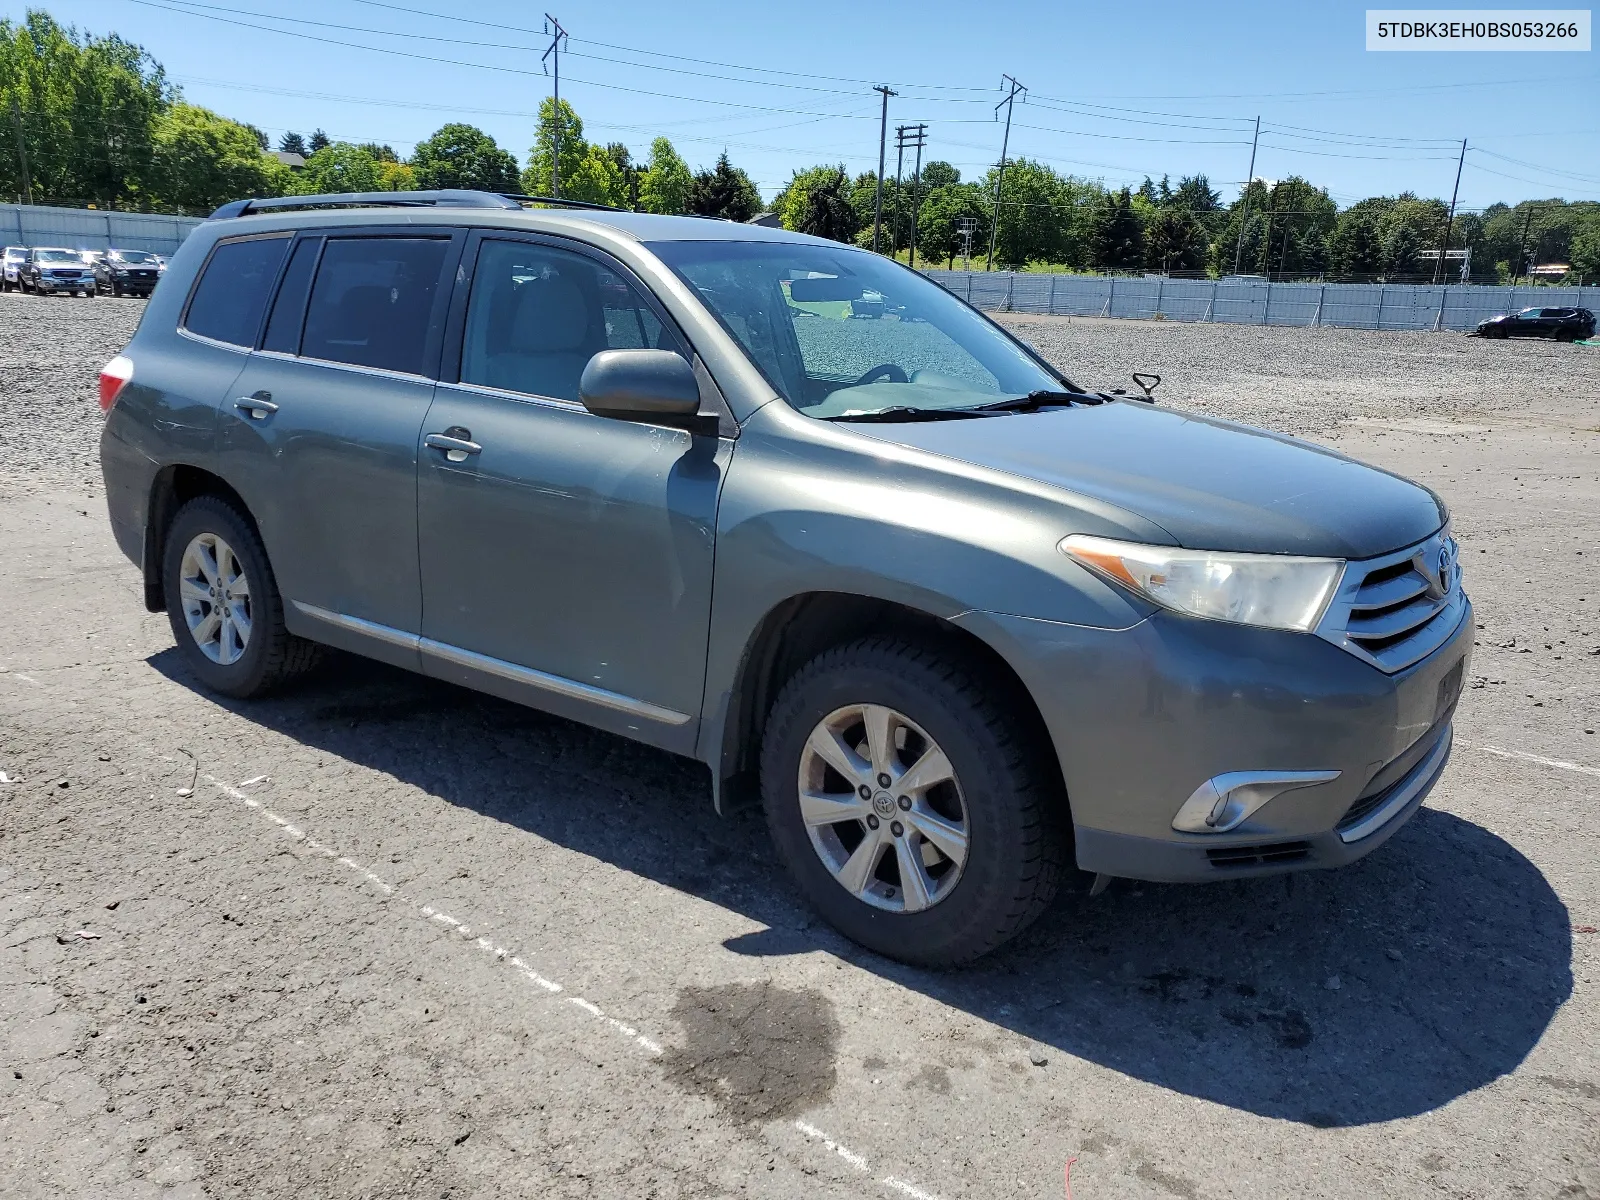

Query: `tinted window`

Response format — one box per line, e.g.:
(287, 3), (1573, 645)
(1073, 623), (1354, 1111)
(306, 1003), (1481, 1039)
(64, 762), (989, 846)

(185, 237), (290, 347)
(460, 239), (685, 402)
(301, 237), (450, 375)
(262, 238), (321, 355)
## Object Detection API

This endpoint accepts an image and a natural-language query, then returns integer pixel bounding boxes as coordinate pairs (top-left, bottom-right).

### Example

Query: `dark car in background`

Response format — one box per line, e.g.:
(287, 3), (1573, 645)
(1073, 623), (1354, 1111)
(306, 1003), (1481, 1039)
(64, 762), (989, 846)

(1475, 306), (1595, 341)
(94, 248), (164, 298)
(19, 247), (98, 297)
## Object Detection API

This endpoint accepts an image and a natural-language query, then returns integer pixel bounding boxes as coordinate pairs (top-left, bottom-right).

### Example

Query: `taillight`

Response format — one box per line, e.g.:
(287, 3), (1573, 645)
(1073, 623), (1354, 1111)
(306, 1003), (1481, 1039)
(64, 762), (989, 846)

(98, 354), (133, 412)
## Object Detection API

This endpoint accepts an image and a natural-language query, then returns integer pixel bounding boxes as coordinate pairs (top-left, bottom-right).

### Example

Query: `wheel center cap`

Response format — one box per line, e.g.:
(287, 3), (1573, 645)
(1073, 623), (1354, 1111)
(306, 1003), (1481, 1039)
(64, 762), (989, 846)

(871, 791), (896, 819)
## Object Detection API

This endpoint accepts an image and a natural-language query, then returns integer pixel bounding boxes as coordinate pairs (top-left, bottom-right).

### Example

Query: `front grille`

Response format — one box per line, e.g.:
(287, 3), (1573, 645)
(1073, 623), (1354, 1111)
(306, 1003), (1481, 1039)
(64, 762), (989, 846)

(1317, 530), (1466, 672)
(1206, 841), (1311, 869)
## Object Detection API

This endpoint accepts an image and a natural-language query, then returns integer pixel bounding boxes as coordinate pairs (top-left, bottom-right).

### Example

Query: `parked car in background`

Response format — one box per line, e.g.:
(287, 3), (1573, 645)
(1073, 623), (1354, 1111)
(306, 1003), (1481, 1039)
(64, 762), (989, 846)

(19, 247), (97, 296)
(94, 248), (164, 297)
(1, 245), (26, 291)
(1475, 306), (1595, 341)
(98, 189), (1470, 966)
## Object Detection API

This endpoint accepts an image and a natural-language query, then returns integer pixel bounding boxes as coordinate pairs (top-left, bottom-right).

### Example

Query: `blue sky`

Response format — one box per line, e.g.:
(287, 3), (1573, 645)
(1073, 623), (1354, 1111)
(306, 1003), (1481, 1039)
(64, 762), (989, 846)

(11, 0), (1598, 208)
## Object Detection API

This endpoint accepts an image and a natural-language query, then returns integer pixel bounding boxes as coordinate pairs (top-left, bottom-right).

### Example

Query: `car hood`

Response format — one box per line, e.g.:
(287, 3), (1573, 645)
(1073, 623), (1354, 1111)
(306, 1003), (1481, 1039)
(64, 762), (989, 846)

(853, 400), (1446, 559)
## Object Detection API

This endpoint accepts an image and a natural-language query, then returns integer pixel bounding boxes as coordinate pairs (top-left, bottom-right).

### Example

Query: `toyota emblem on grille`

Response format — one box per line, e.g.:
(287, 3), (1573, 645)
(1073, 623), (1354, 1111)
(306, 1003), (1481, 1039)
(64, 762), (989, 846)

(1428, 539), (1457, 600)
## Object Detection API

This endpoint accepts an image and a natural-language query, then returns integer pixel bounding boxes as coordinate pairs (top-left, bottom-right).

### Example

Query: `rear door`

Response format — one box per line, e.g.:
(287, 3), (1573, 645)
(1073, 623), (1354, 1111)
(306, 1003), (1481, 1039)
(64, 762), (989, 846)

(415, 232), (730, 751)
(218, 229), (463, 664)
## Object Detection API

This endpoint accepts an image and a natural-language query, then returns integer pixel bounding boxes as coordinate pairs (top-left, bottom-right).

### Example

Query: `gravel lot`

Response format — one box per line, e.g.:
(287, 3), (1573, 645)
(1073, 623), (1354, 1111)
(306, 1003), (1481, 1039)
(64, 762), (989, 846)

(2, 291), (1597, 1198)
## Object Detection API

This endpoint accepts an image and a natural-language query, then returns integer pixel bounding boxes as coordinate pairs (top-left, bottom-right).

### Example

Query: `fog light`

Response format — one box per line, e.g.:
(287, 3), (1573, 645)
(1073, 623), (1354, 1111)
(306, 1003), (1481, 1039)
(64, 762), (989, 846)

(1173, 770), (1340, 833)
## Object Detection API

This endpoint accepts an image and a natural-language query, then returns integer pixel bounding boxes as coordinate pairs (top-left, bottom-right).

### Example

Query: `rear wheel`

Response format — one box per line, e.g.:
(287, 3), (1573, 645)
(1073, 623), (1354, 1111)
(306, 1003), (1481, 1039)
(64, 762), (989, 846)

(761, 637), (1064, 966)
(162, 496), (320, 698)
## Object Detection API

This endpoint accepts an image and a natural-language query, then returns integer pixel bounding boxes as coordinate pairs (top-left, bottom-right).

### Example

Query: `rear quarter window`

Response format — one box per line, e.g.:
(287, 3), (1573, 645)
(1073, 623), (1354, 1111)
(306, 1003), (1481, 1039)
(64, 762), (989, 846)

(183, 237), (291, 347)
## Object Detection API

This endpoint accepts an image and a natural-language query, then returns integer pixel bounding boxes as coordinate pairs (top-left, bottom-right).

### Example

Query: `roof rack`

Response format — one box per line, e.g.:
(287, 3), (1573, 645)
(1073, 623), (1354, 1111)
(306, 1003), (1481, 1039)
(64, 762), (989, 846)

(209, 189), (627, 219)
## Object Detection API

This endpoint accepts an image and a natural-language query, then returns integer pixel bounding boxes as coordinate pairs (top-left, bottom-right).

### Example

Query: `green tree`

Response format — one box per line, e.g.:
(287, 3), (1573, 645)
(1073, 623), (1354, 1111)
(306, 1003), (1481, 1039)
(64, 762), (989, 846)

(983, 159), (1094, 267)
(1088, 187), (1144, 271)
(915, 183), (989, 267)
(563, 143), (627, 207)
(689, 152), (760, 222)
(779, 165), (858, 242)
(377, 160), (418, 191)
(0, 10), (171, 208)
(1571, 217), (1600, 280)
(150, 102), (281, 212)
(1327, 202), (1386, 280)
(410, 122), (519, 192)
(522, 96), (586, 197)
(302, 142), (384, 194)
(919, 160), (960, 189)
(278, 131), (306, 156)
(778, 164), (856, 236)
(638, 137), (692, 214)
(307, 128), (329, 153)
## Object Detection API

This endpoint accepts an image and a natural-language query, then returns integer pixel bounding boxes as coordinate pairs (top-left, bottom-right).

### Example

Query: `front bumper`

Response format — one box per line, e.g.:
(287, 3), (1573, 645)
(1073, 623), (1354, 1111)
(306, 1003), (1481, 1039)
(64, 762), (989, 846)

(956, 597), (1472, 882)
(35, 276), (94, 291)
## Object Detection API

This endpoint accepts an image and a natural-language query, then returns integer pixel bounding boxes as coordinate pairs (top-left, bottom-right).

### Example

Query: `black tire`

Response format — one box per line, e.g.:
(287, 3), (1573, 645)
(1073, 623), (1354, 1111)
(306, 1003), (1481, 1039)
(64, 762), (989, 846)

(162, 496), (321, 699)
(760, 637), (1065, 966)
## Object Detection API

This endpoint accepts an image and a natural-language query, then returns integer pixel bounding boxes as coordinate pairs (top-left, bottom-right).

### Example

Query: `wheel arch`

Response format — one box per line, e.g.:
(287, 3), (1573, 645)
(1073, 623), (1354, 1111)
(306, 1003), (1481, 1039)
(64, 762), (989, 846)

(142, 464), (257, 612)
(706, 590), (1064, 814)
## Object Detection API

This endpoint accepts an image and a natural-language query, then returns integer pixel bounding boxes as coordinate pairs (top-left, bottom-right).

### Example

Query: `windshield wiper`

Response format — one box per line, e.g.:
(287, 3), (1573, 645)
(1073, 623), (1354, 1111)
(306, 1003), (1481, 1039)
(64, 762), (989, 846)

(960, 389), (1102, 413)
(819, 405), (995, 423)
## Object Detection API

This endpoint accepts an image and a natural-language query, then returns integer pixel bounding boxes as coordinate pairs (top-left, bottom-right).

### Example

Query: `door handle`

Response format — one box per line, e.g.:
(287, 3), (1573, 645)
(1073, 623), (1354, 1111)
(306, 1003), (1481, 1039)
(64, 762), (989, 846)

(425, 431), (482, 463)
(234, 393), (278, 420)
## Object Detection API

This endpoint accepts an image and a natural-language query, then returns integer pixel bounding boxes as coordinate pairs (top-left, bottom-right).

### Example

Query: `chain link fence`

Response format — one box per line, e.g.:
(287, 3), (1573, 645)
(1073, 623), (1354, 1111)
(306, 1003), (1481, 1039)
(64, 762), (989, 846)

(925, 270), (1596, 333)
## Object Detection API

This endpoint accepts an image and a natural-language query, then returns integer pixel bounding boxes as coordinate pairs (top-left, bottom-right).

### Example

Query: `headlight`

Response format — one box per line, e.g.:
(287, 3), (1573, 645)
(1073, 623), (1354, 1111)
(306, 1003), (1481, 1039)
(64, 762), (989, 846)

(1059, 535), (1344, 632)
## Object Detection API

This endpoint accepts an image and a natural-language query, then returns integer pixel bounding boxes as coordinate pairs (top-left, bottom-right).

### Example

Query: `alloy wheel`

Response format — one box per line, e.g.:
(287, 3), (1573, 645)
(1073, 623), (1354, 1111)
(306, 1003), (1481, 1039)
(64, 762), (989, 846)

(178, 532), (253, 665)
(796, 703), (969, 913)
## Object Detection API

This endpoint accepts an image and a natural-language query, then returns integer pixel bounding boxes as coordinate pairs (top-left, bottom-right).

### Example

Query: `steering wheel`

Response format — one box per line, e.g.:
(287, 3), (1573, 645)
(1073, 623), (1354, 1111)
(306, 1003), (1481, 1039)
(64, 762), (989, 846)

(852, 363), (908, 386)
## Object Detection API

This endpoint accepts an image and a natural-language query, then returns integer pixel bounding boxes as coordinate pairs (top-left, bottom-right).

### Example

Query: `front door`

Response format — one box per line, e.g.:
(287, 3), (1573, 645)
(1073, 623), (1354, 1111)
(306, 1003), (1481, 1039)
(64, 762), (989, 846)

(218, 231), (460, 659)
(416, 235), (728, 750)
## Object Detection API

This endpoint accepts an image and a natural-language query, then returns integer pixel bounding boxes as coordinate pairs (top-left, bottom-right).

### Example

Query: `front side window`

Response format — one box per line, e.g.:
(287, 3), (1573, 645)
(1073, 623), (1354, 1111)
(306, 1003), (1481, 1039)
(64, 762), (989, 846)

(459, 238), (686, 403)
(301, 237), (450, 375)
(649, 240), (1062, 417)
(184, 237), (290, 348)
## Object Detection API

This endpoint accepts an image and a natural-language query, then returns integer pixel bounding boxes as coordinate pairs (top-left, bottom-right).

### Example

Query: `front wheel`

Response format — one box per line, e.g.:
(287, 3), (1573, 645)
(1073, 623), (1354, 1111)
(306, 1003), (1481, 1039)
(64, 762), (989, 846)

(162, 496), (320, 698)
(760, 638), (1065, 966)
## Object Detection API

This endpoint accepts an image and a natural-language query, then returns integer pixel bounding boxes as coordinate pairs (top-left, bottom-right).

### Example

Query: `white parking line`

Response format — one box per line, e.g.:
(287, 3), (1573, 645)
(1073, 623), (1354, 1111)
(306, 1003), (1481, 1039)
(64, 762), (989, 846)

(202, 774), (653, 1054)
(1458, 740), (1600, 778)
(199, 772), (940, 1197)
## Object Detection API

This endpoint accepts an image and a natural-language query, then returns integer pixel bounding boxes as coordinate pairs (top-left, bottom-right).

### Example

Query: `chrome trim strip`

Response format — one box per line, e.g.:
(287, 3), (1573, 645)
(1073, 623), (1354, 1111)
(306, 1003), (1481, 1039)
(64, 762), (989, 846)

(291, 601), (419, 650)
(1172, 769), (1341, 834)
(1337, 723), (1453, 844)
(290, 601), (691, 727)
(419, 637), (692, 725)
(436, 379), (587, 415)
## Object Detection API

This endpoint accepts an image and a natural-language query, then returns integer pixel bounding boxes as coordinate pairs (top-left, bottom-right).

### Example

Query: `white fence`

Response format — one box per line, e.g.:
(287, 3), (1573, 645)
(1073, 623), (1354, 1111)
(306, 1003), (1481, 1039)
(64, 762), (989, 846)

(1, 203), (204, 256)
(925, 270), (1596, 333)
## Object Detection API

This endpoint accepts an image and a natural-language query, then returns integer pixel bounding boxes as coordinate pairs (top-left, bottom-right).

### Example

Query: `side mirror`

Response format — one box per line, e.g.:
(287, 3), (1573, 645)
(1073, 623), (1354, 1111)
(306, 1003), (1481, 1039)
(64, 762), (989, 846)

(579, 349), (713, 433)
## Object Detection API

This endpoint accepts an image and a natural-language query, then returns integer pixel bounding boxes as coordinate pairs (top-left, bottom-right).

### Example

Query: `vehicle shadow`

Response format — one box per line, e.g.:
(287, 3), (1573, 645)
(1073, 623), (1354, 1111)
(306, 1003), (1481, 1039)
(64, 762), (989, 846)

(150, 648), (1573, 1128)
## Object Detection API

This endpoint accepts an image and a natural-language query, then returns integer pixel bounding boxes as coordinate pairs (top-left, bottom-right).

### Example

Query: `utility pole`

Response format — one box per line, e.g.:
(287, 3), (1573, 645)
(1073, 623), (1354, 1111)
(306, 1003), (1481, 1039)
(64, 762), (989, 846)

(540, 14), (568, 198)
(8, 94), (33, 206)
(896, 124), (927, 269)
(892, 126), (907, 255)
(1432, 137), (1467, 285)
(1231, 115), (1260, 276)
(870, 85), (897, 254)
(957, 216), (976, 270)
(987, 74), (1025, 271)
(1515, 205), (1537, 284)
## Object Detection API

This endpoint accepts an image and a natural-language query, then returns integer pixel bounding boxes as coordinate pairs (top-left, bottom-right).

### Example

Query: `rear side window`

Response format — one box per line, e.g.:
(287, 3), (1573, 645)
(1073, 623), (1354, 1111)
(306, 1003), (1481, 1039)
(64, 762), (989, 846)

(459, 238), (686, 402)
(301, 237), (450, 375)
(184, 237), (290, 347)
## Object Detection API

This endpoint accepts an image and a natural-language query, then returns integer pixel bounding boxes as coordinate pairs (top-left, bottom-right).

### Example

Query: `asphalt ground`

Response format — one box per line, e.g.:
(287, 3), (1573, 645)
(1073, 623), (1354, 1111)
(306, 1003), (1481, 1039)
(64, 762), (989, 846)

(2, 292), (1597, 1198)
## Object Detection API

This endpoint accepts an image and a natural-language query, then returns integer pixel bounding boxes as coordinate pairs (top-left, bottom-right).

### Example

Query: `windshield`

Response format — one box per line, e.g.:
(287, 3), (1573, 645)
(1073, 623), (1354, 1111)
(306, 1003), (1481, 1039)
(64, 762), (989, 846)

(36, 250), (80, 263)
(3, 248), (23, 261)
(649, 240), (1065, 418)
(112, 250), (157, 264)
